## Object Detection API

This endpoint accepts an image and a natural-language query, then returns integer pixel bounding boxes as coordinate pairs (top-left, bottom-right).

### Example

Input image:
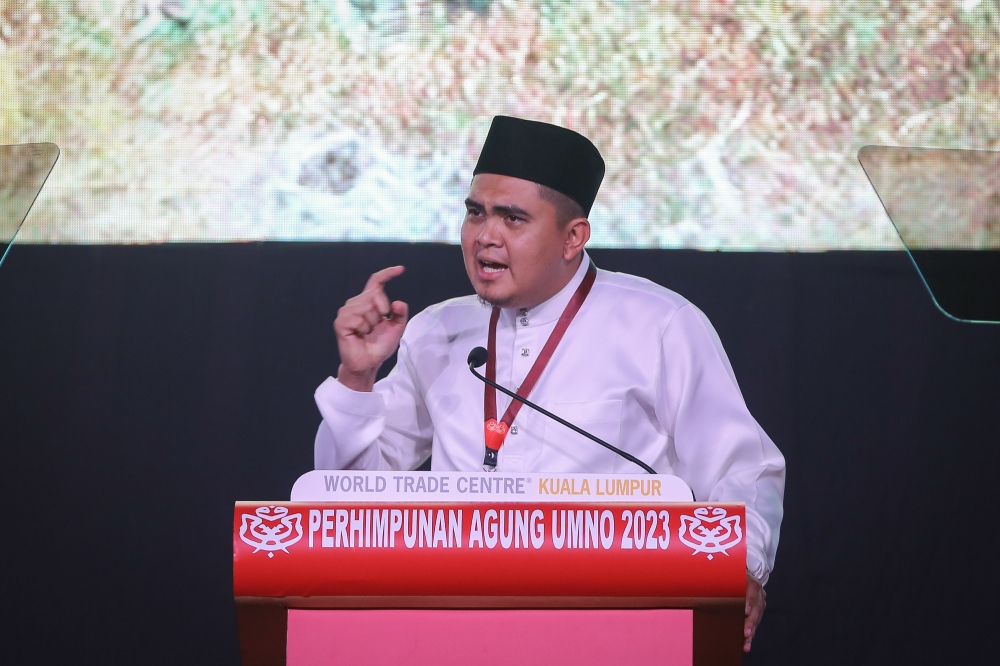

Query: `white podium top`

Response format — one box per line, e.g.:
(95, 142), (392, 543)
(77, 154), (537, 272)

(291, 470), (692, 503)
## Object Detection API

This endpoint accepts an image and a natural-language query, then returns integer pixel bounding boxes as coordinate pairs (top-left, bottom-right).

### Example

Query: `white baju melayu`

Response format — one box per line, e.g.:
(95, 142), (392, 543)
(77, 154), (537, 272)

(314, 253), (785, 583)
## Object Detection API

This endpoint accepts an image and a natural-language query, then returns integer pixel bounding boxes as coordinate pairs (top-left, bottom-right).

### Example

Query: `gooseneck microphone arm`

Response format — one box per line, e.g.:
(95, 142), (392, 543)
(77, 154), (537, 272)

(467, 347), (657, 475)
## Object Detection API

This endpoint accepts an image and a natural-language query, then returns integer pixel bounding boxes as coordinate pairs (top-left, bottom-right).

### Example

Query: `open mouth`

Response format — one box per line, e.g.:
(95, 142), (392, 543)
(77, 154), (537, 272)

(479, 260), (508, 275)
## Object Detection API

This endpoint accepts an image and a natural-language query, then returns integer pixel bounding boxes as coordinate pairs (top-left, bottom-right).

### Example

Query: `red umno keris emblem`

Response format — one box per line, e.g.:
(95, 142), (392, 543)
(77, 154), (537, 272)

(484, 418), (508, 451)
(239, 505), (303, 558)
(678, 506), (743, 560)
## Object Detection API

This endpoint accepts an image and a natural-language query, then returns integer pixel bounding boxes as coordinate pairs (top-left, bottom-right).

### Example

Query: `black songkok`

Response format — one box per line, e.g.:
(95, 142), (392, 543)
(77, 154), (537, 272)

(473, 116), (605, 216)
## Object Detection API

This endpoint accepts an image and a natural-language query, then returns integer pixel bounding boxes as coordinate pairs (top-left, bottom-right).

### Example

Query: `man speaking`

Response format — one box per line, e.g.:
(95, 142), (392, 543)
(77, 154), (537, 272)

(313, 116), (785, 652)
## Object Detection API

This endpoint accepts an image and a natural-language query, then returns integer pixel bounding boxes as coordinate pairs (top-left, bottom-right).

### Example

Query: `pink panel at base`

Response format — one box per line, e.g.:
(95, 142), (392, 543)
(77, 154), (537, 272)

(287, 608), (693, 666)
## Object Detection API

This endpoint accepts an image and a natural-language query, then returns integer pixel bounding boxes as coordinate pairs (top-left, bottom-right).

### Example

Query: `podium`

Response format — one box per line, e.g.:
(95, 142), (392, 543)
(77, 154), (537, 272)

(234, 471), (746, 665)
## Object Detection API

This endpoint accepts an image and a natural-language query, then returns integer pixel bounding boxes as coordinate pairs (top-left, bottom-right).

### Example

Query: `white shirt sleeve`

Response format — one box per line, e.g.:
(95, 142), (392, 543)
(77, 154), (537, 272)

(314, 332), (433, 471)
(656, 303), (786, 584)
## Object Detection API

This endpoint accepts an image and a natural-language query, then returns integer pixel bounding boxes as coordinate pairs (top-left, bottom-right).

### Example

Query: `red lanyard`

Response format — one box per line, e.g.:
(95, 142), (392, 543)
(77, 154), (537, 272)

(483, 265), (597, 469)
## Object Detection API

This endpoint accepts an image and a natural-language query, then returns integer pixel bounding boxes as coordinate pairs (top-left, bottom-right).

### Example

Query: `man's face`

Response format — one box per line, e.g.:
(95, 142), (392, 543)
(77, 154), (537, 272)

(461, 173), (586, 309)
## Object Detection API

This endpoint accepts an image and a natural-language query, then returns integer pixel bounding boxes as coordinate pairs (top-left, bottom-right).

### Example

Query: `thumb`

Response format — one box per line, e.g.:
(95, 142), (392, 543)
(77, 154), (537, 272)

(388, 300), (409, 326)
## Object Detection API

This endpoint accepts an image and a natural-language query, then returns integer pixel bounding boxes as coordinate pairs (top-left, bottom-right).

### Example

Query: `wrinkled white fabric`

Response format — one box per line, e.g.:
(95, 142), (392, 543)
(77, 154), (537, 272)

(315, 254), (785, 583)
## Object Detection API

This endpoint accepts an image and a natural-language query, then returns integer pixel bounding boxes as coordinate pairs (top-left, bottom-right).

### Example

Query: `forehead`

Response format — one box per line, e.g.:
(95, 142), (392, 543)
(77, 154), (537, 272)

(467, 174), (548, 210)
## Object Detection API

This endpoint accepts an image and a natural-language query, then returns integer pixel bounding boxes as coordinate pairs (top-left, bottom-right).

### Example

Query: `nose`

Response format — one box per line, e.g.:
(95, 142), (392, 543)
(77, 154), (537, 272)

(476, 214), (504, 247)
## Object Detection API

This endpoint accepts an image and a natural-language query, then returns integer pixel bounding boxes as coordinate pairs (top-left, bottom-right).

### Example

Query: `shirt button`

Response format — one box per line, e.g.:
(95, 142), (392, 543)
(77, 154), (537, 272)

(521, 348), (530, 357)
(510, 426), (519, 435)
(519, 317), (529, 326)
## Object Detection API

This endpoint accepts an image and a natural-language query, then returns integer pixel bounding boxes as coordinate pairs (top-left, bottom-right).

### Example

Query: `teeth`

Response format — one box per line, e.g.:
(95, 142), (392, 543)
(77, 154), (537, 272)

(481, 261), (506, 274)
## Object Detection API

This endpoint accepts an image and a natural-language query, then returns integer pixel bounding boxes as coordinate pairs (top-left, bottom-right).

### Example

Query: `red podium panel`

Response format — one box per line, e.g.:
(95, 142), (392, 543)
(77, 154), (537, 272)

(234, 500), (746, 665)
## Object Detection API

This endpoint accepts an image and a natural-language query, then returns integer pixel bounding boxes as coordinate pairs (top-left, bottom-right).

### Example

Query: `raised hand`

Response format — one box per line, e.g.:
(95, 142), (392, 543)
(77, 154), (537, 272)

(333, 266), (409, 392)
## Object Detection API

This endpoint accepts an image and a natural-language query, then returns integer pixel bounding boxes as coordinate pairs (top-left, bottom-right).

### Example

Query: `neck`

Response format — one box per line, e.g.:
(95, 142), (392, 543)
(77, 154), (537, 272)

(519, 253), (585, 310)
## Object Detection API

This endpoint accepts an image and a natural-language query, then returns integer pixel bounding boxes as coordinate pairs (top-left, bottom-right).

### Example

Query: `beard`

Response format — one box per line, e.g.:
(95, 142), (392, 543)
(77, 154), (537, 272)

(477, 294), (506, 308)
(476, 289), (519, 309)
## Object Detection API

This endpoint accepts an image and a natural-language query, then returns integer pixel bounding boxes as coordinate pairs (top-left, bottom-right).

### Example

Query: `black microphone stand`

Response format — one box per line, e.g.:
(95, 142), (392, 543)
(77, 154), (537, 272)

(468, 361), (657, 475)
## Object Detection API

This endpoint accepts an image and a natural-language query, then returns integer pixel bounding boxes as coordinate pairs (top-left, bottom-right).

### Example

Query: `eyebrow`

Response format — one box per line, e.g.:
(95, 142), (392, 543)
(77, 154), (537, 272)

(464, 198), (533, 220)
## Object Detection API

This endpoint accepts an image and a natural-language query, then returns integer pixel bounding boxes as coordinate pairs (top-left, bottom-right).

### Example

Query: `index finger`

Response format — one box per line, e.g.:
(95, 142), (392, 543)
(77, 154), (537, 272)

(363, 265), (405, 292)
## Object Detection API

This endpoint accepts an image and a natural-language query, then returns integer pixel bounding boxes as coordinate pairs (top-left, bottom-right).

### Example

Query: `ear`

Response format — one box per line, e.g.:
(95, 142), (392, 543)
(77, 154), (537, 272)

(562, 217), (591, 261)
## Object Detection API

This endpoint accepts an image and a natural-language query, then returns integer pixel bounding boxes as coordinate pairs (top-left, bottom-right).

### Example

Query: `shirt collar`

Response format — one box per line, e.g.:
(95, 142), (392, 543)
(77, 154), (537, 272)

(499, 251), (592, 328)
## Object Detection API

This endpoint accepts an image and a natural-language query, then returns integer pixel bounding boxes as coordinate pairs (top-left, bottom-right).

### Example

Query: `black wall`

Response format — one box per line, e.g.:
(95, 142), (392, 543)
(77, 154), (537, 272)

(1, 243), (998, 664)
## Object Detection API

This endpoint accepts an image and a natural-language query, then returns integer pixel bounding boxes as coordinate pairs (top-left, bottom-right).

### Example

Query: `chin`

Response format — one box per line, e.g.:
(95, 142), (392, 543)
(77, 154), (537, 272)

(475, 285), (516, 309)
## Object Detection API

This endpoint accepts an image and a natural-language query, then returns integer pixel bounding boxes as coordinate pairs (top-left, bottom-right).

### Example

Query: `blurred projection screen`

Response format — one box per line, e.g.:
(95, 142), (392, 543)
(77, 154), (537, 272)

(3, 2), (999, 248)
(858, 146), (1000, 323)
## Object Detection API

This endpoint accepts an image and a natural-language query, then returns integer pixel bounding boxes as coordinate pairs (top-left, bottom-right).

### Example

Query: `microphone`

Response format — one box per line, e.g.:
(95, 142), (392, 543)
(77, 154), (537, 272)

(467, 346), (489, 369)
(467, 347), (657, 474)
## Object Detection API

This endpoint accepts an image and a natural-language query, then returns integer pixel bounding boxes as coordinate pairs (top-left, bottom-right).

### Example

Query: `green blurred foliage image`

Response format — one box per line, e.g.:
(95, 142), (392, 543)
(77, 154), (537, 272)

(2, 0), (998, 248)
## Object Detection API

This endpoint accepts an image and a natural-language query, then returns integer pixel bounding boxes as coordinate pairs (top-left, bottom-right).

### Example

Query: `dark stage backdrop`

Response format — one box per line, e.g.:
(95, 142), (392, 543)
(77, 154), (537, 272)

(1, 244), (999, 664)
